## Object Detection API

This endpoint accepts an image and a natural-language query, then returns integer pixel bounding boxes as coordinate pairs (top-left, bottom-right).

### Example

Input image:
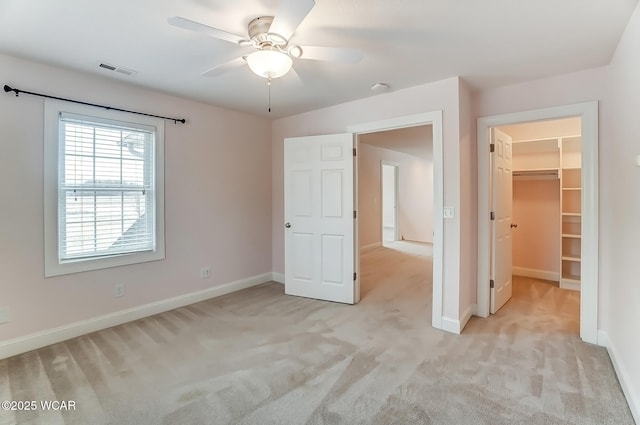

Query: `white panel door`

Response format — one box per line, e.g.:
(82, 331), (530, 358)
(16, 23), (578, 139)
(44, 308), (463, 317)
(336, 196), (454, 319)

(284, 133), (355, 304)
(490, 128), (514, 314)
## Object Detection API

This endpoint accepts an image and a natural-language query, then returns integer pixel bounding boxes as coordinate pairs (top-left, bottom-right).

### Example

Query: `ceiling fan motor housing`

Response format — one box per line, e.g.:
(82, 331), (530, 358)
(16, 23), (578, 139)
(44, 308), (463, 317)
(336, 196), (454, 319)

(245, 16), (288, 48)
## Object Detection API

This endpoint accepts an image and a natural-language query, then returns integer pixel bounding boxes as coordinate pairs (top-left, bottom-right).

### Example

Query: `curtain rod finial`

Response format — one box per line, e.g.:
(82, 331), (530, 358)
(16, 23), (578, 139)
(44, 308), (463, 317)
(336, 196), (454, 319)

(3, 85), (18, 96)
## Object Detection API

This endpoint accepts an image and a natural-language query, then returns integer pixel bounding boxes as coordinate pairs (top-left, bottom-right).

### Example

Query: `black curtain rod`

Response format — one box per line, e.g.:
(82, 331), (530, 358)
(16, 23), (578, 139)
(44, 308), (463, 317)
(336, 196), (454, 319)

(4, 84), (186, 124)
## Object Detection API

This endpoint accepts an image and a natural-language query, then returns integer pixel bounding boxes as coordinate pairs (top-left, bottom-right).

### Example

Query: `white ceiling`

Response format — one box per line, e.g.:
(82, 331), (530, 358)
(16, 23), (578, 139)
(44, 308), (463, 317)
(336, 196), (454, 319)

(0, 0), (636, 118)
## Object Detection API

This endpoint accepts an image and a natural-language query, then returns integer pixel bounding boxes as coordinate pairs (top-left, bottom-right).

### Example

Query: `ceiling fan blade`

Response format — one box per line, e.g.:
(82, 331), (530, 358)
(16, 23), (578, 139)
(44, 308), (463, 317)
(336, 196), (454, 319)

(201, 56), (247, 77)
(299, 46), (363, 63)
(168, 16), (246, 45)
(269, 0), (315, 40)
(285, 67), (304, 87)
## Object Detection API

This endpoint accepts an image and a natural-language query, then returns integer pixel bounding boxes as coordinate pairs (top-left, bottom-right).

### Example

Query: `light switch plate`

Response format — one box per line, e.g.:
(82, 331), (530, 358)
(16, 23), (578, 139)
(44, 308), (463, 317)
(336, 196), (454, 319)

(636, 155), (640, 167)
(443, 206), (455, 219)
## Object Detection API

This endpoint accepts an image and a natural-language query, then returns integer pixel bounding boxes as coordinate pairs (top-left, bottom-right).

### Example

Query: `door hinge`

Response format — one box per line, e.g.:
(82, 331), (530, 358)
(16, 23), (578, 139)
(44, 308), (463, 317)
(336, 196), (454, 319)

(353, 210), (357, 219)
(490, 211), (495, 220)
(354, 272), (357, 281)
(490, 143), (495, 153)
(490, 279), (495, 288)
(353, 148), (357, 157)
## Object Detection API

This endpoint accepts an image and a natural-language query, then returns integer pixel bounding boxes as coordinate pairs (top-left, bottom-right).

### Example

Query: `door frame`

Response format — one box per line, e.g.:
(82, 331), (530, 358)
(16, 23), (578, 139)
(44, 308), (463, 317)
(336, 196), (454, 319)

(348, 111), (444, 329)
(476, 102), (599, 345)
(380, 160), (400, 242)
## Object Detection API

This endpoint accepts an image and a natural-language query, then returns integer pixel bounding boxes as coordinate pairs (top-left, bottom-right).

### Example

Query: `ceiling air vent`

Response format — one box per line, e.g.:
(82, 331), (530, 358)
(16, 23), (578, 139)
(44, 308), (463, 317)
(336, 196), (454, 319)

(98, 62), (137, 76)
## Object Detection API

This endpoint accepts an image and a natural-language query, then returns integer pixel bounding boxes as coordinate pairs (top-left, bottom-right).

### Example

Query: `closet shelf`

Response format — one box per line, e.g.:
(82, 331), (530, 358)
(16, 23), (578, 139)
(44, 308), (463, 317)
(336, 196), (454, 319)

(562, 256), (581, 262)
(561, 274), (581, 284)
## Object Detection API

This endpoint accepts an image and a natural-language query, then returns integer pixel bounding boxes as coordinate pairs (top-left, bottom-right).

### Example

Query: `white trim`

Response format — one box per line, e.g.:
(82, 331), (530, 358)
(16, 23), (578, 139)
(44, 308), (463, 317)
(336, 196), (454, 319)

(512, 266), (560, 282)
(360, 242), (382, 252)
(0, 273), (272, 360)
(477, 102), (599, 345)
(271, 272), (285, 284)
(441, 316), (461, 334)
(43, 99), (166, 277)
(599, 331), (640, 424)
(348, 111), (445, 331)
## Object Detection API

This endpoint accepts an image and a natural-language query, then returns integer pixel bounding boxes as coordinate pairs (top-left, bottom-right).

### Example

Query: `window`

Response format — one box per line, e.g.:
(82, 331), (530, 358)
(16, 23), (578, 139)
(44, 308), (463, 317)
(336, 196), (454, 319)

(44, 100), (165, 276)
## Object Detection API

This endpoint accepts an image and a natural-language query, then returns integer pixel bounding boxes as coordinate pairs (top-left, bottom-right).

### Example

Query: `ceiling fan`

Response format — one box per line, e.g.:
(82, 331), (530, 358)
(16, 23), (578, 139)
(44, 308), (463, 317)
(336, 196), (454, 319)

(167, 0), (363, 81)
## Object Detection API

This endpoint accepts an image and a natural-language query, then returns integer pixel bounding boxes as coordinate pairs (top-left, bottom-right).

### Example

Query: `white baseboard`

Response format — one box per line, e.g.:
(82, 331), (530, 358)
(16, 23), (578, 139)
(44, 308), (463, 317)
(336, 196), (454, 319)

(441, 316), (462, 335)
(360, 242), (382, 252)
(600, 331), (640, 424)
(0, 272), (273, 360)
(597, 330), (609, 347)
(440, 303), (477, 335)
(271, 272), (285, 284)
(460, 304), (476, 332)
(559, 280), (581, 291)
(512, 266), (559, 282)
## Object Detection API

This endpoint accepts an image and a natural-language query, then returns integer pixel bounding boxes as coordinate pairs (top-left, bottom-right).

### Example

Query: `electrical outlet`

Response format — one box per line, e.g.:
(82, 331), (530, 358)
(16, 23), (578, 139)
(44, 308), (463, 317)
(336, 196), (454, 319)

(200, 266), (211, 279)
(0, 307), (9, 324)
(114, 283), (125, 298)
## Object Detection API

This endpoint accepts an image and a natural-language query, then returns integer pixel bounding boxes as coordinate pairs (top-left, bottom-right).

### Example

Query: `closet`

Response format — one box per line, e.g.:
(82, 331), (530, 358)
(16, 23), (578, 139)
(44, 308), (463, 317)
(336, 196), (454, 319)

(511, 136), (582, 291)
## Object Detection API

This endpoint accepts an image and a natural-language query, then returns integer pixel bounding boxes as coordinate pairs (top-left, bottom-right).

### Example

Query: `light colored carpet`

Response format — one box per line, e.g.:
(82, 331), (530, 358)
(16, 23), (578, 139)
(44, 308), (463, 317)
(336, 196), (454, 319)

(0, 242), (634, 424)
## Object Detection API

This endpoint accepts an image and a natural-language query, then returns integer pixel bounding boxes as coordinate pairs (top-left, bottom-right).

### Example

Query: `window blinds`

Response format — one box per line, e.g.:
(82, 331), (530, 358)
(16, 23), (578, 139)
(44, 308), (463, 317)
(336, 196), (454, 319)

(58, 112), (156, 261)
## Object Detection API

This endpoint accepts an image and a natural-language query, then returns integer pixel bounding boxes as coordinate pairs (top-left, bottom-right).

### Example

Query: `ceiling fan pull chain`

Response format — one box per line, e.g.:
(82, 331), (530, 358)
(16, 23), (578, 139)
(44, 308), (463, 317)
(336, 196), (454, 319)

(268, 77), (272, 113)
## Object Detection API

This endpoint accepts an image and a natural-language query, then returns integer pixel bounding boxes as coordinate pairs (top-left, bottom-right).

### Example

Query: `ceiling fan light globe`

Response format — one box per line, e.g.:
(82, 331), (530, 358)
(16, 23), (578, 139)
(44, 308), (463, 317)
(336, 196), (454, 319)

(247, 50), (293, 79)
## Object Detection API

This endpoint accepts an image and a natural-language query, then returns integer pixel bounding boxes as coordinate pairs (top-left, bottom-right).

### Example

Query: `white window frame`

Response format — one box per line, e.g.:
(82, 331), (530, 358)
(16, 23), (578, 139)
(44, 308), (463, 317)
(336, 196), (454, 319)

(44, 99), (165, 277)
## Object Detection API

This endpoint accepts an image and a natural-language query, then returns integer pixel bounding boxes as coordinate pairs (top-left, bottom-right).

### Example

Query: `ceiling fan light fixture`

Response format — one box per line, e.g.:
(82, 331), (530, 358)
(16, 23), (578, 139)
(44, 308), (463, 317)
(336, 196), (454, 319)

(247, 49), (293, 79)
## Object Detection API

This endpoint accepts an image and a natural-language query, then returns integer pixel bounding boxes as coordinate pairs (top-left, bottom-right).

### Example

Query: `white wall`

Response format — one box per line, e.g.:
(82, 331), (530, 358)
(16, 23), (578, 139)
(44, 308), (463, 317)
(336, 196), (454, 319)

(458, 79), (476, 319)
(273, 77), (468, 327)
(603, 1), (640, 420)
(0, 54), (272, 344)
(381, 165), (396, 229)
(358, 144), (433, 247)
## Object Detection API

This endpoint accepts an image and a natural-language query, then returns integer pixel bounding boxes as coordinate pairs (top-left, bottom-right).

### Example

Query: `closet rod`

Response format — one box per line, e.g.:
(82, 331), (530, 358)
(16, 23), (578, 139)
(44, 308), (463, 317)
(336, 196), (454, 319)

(4, 84), (186, 124)
(512, 170), (559, 179)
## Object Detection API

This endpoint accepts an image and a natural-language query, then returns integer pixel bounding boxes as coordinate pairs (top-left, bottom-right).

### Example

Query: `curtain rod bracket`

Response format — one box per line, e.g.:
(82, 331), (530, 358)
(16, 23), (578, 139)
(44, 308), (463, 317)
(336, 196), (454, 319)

(4, 83), (186, 124)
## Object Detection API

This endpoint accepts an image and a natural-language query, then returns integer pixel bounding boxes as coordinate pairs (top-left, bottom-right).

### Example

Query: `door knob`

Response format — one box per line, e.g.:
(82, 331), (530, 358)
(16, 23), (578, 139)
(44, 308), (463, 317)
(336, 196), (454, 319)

(285, 222), (291, 228)
(511, 223), (518, 228)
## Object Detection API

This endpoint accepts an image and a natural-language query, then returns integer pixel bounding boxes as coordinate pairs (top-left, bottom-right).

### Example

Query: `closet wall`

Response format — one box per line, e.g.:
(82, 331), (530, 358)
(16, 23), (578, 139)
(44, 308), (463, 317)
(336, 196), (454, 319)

(512, 177), (560, 279)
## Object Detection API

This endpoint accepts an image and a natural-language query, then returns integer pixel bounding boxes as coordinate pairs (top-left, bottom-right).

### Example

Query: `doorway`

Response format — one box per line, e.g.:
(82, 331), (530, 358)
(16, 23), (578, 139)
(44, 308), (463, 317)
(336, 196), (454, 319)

(493, 117), (582, 330)
(477, 102), (599, 345)
(348, 111), (444, 329)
